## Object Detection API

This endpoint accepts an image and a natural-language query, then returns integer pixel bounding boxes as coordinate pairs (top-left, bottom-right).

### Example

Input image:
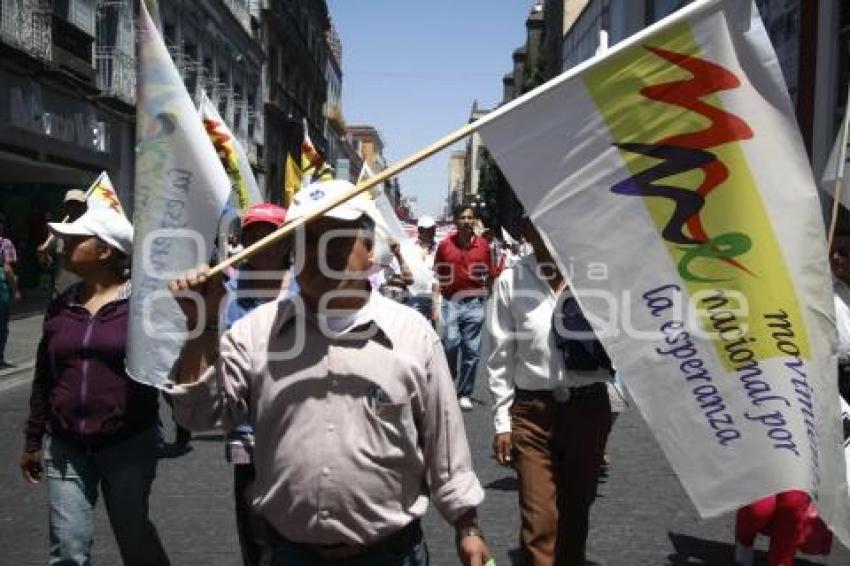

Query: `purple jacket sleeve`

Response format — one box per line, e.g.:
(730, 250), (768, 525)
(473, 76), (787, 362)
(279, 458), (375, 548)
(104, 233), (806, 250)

(24, 333), (52, 452)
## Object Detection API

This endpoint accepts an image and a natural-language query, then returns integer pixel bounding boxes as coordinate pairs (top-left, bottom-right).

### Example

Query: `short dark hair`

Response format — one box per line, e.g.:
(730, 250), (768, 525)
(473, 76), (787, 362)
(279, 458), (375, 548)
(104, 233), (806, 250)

(453, 205), (475, 220)
(358, 214), (375, 236)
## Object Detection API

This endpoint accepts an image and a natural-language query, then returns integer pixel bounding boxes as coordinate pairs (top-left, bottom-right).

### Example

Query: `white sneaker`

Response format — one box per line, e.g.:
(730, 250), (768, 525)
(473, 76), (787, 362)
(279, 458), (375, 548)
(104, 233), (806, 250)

(459, 397), (473, 411)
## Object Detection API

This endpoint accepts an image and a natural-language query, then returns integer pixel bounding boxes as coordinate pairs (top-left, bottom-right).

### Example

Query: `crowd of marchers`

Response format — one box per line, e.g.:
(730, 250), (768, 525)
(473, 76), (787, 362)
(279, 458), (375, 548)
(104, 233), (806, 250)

(6, 180), (850, 566)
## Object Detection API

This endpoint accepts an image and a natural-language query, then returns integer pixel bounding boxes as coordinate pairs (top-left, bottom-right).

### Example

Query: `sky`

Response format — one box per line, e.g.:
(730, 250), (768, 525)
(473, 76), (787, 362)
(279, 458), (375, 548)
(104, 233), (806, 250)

(326, 0), (538, 218)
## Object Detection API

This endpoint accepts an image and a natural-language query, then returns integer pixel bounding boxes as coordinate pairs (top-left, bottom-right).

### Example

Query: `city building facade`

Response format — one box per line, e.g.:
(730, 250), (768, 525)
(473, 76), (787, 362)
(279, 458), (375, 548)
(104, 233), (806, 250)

(463, 101), (490, 201)
(158, 0), (266, 195)
(261, 0), (330, 203)
(447, 150), (466, 214)
(0, 0), (136, 292)
(323, 19), (344, 168)
(347, 124), (404, 207)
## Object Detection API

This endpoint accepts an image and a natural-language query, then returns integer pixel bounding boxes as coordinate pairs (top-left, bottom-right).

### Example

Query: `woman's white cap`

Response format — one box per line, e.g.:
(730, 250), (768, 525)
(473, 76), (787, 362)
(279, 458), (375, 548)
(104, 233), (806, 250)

(48, 209), (133, 255)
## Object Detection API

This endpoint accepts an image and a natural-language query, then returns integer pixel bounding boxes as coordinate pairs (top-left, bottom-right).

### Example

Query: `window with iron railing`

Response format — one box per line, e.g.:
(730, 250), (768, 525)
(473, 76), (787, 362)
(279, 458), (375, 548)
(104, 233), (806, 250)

(95, 46), (136, 104)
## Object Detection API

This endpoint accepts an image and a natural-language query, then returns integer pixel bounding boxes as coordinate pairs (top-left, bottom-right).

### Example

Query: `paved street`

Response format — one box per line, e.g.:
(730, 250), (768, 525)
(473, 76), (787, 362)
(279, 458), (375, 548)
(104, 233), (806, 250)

(1, 314), (849, 565)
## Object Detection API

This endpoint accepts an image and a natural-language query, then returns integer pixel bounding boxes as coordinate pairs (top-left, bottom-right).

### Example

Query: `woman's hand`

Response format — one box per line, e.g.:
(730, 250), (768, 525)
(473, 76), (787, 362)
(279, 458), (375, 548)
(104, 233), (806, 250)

(20, 450), (43, 484)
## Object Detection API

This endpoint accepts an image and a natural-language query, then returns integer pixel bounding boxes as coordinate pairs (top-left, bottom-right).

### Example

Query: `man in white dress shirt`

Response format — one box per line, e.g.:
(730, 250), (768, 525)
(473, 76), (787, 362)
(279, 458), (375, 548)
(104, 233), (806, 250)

(481, 217), (612, 566)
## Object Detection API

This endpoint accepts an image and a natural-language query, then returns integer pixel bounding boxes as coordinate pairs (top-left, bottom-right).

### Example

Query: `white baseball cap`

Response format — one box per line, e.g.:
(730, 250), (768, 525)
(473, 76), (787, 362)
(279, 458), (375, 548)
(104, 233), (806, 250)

(417, 215), (436, 229)
(288, 180), (381, 226)
(64, 189), (87, 203)
(48, 208), (133, 255)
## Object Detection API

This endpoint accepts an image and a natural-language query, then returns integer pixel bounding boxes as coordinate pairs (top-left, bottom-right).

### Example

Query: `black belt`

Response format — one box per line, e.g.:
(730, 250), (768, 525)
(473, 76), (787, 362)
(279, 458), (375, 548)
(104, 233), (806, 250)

(267, 518), (422, 560)
(516, 382), (607, 403)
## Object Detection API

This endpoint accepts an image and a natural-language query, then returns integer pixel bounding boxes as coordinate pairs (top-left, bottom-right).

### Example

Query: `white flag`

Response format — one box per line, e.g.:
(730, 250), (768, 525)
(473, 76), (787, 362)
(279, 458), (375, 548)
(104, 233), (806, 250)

(478, 0), (850, 541)
(822, 83), (850, 211)
(199, 91), (263, 211)
(85, 172), (126, 217)
(128, 1), (231, 386)
(357, 164), (433, 289)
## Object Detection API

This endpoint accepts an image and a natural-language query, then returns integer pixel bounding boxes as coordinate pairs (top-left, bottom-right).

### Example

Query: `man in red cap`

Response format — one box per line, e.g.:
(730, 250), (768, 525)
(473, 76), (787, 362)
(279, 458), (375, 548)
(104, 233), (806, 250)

(223, 202), (292, 566)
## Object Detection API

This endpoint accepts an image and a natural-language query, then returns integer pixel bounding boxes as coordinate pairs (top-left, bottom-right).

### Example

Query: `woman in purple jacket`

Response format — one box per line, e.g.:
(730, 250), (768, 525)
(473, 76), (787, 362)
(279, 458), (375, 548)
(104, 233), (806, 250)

(19, 208), (169, 566)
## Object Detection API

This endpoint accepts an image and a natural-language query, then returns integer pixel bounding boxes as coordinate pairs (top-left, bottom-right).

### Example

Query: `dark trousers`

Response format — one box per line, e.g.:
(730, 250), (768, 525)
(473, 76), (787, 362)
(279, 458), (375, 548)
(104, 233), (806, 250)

(235, 463), (269, 566)
(511, 385), (612, 566)
(267, 520), (428, 566)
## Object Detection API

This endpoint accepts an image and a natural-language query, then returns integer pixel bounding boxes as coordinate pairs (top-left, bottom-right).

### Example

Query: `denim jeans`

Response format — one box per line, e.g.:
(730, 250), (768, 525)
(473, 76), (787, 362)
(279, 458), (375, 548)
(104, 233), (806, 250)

(44, 427), (170, 566)
(441, 296), (485, 398)
(0, 297), (9, 363)
(269, 532), (428, 566)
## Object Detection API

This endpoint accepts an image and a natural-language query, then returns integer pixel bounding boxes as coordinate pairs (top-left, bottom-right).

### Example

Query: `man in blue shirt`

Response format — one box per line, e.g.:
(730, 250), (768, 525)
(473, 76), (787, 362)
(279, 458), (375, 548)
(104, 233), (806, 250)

(222, 202), (292, 566)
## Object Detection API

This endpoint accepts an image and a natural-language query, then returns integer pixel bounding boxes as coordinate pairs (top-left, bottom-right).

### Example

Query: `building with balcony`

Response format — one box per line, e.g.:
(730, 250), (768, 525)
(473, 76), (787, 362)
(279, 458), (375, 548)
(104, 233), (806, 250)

(0, 0), (136, 293)
(555, 0), (849, 192)
(347, 124), (404, 206)
(260, 0), (330, 203)
(347, 124), (385, 173)
(463, 101), (490, 202)
(323, 18), (344, 167)
(158, 0), (266, 197)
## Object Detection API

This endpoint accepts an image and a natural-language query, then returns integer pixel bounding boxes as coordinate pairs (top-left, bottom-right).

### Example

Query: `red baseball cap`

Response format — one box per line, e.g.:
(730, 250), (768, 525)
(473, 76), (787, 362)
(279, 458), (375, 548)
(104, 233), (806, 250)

(242, 203), (287, 228)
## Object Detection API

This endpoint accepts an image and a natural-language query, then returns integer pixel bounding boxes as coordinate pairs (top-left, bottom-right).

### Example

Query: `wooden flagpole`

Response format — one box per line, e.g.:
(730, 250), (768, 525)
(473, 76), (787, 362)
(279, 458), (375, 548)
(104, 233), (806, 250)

(208, 118), (481, 276)
(206, 0), (720, 276)
(827, 81), (850, 251)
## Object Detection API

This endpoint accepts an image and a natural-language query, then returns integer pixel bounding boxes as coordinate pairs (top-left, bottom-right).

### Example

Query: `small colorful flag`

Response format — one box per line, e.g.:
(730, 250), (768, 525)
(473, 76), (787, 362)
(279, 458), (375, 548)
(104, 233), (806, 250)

(300, 118), (333, 188)
(199, 91), (263, 212)
(86, 172), (126, 217)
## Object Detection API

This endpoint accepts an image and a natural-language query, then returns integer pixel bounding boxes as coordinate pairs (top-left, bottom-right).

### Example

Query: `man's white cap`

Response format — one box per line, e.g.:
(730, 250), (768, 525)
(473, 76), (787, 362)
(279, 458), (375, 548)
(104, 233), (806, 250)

(64, 189), (87, 203)
(417, 215), (436, 229)
(48, 208), (133, 255)
(288, 180), (381, 226)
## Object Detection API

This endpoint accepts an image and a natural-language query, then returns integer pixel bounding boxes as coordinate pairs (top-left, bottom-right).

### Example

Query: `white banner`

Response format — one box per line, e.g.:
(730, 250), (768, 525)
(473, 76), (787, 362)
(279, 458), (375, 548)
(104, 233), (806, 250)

(128, 2), (231, 386)
(478, 0), (850, 541)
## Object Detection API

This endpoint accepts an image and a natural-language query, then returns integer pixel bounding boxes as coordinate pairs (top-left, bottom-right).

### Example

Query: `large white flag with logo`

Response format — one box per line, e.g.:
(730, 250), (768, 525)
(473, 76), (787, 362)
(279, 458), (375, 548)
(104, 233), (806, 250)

(478, 0), (850, 540)
(128, 1), (231, 386)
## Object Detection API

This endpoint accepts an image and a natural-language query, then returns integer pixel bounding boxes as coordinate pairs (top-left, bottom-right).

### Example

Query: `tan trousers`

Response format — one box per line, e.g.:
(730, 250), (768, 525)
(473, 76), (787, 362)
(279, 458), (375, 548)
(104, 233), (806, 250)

(510, 385), (612, 566)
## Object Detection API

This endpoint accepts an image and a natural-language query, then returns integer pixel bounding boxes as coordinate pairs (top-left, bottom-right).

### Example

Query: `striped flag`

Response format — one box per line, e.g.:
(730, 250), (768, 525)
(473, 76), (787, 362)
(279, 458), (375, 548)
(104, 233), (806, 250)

(300, 118), (333, 188)
(199, 91), (263, 212)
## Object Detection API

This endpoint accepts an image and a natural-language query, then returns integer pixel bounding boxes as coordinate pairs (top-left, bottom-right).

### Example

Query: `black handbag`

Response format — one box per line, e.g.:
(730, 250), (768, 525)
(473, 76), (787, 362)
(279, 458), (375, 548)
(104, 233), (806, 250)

(552, 294), (613, 372)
